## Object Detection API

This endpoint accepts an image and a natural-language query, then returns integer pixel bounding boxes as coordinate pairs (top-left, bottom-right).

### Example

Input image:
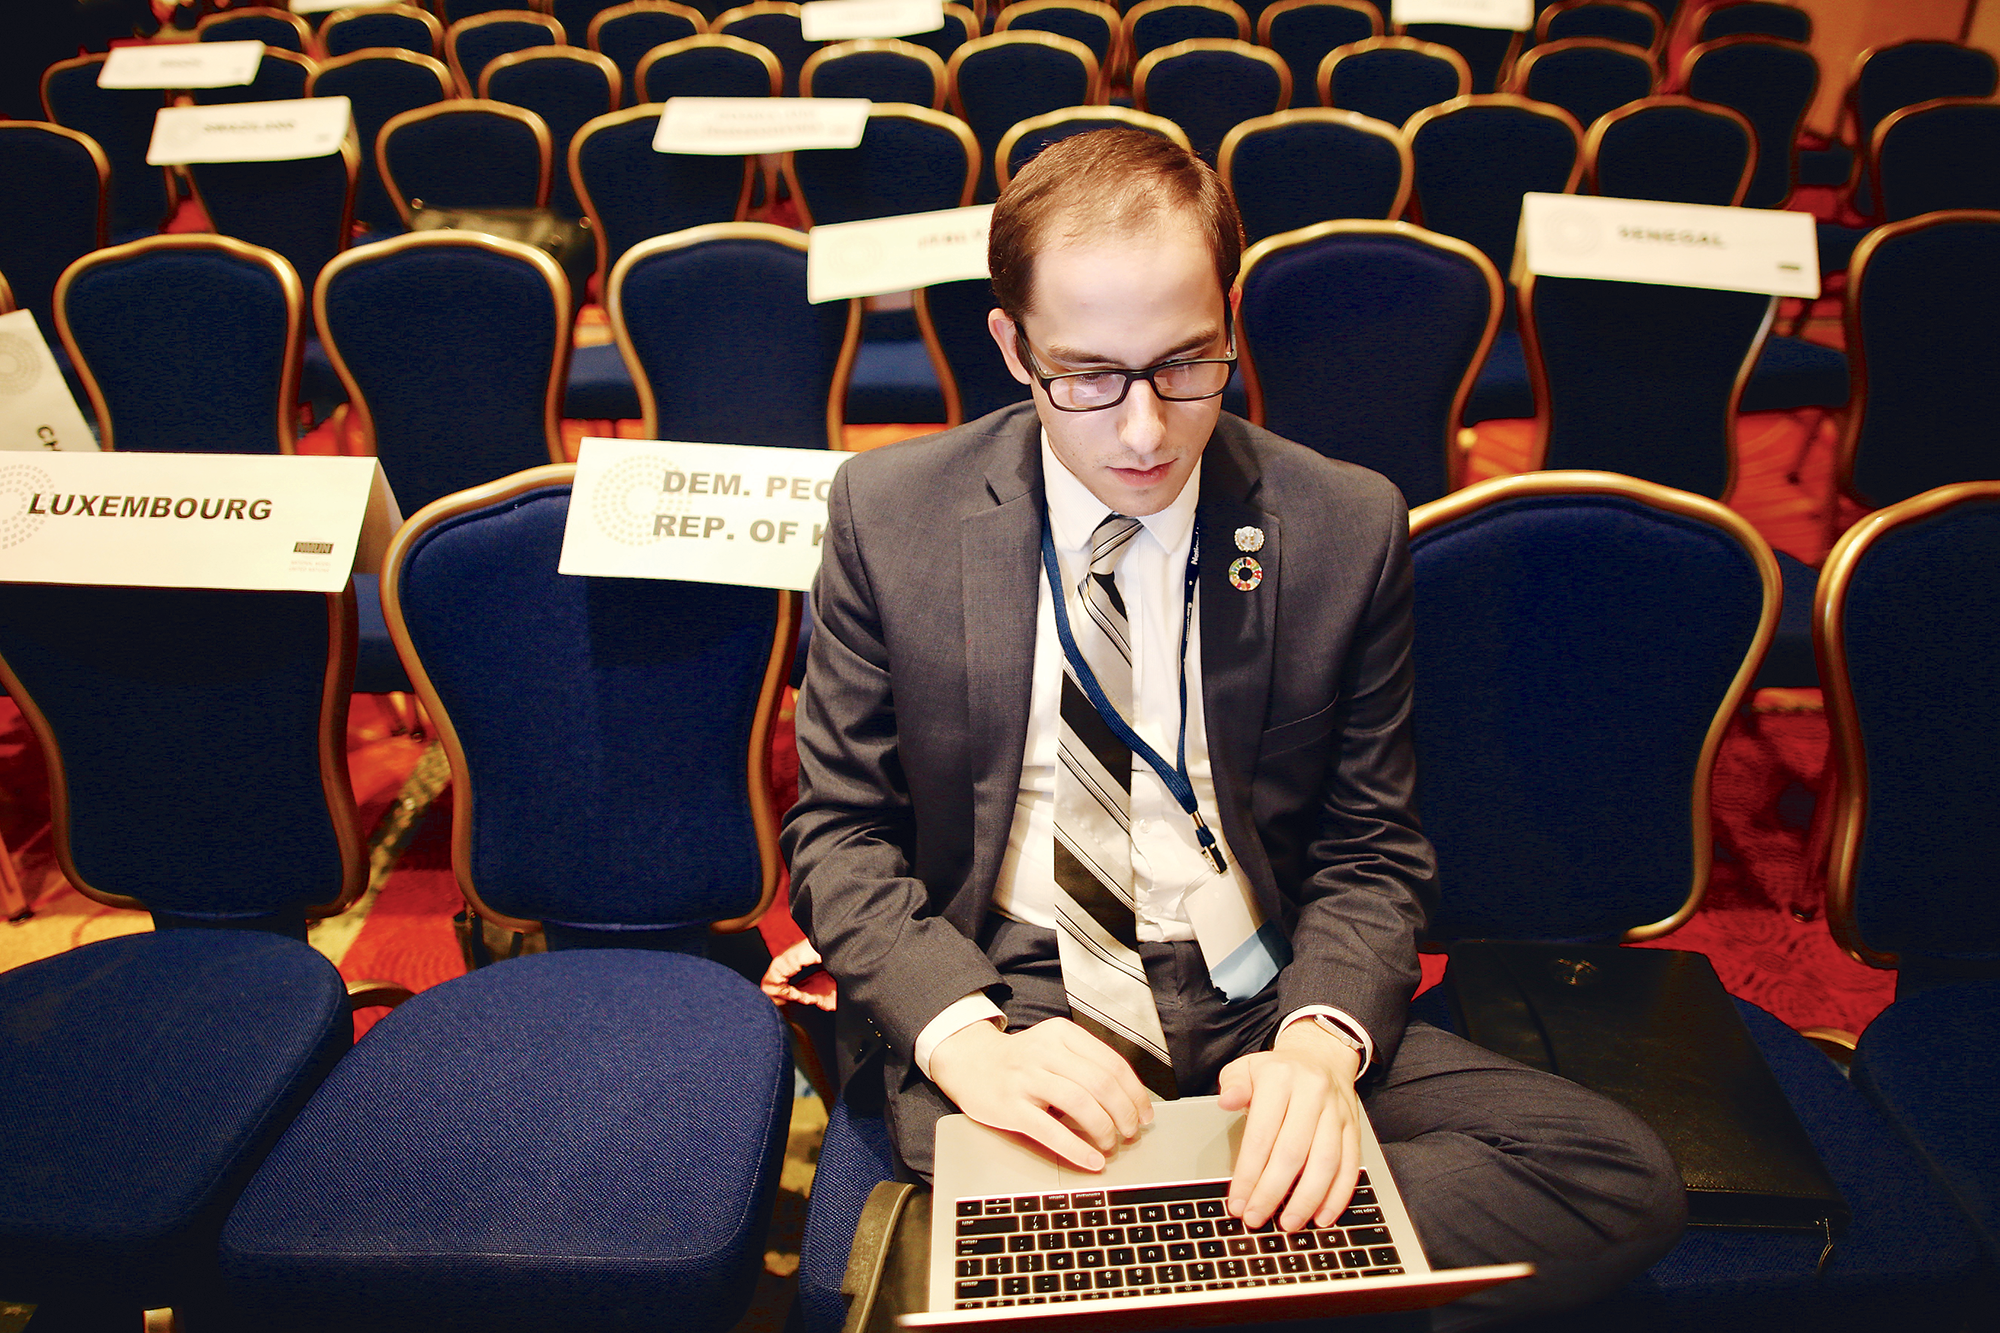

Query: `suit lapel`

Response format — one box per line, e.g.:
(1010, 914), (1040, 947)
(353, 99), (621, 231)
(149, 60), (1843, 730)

(962, 415), (1044, 882)
(1198, 424), (1275, 865)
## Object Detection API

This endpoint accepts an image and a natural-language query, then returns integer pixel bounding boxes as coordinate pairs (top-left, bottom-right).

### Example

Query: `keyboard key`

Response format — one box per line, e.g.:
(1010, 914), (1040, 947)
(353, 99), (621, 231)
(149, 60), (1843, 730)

(1197, 1200), (1225, 1217)
(1036, 1234), (1063, 1251)
(955, 1280), (997, 1300)
(1078, 1251), (1105, 1269)
(1109, 1181), (1228, 1205)
(1318, 1228), (1346, 1248)
(1107, 1248), (1135, 1266)
(1111, 1208), (1137, 1225)
(984, 1257), (1012, 1275)
(1337, 1206), (1384, 1228)
(957, 1201), (981, 1217)
(1339, 1249), (1370, 1269)
(1013, 1196), (1039, 1212)
(1189, 1262), (1217, 1281)
(1007, 1235), (1034, 1253)
(1093, 1271), (1121, 1290)
(1043, 1195), (1069, 1210)
(1081, 1210), (1108, 1227)
(1018, 1255), (1043, 1273)
(1002, 1277), (1029, 1296)
(1033, 1275), (1060, 1294)
(1112, 1288), (1139, 1298)
(1350, 1187), (1376, 1205)
(1365, 1267), (1405, 1277)
(1127, 1267), (1154, 1285)
(957, 1238), (1002, 1255)
(1279, 1254), (1308, 1273)
(956, 1259), (980, 1277)
(1287, 1232), (1318, 1251)
(1217, 1217), (1244, 1236)
(958, 1216), (1019, 1235)
(1139, 1245), (1165, 1264)
(1023, 1214), (1049, 1231)
(1072, 1193), (1105, 1208)
(1309, 1252), (1339, 1271)
(1168, 1203), (1196, 1220)
(1050, 1212), (1078, 1229)
(1348, 1227), (1393, 1246)
(1355, 1171), (1371, 1186)
(1067, 1231), (1093, 1247)
(1128, 1225), (1155, 1243)
(985, 1199), (1011, 1214)
(1157, 1264), (1185, 1283)
(1062, 1272), (1091, 1291)
(1098, 1228), (1125, 1245)
(1250, 1257), (1277, 1276)
(1140, 1205), (1167, 1222)
(1046, 1253), (1073, 1270)
(1257, 1235), (1287, 1254)
(1227, 1237), (1255, 1256)
(1157, 1223), (1186, 1241)
(1169, 1243), (1196, 1261)
(1370, 1247), (1401, 1266)
(1198, 1241), (1226, 1259)
(1218, 1260), (1246, 1279)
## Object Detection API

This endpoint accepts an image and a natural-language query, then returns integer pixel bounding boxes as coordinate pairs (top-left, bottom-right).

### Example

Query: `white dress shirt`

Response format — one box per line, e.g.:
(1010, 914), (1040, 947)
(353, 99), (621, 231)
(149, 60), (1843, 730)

(912, 436), (1373, 1080)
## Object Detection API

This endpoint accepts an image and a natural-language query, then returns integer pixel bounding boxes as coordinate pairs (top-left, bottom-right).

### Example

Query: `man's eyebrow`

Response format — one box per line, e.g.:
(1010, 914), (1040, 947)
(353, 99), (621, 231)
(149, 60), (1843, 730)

(1042, 327), (1223, 369)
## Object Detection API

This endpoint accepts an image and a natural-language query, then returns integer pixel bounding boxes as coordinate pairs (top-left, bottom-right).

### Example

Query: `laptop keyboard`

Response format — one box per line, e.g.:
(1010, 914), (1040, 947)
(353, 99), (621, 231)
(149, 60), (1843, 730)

(950, 1175), (1404, 1309)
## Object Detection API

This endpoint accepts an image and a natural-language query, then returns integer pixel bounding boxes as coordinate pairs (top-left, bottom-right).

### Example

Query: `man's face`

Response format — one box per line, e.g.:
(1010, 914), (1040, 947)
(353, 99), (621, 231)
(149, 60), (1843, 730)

(988, 220), (1235, 517)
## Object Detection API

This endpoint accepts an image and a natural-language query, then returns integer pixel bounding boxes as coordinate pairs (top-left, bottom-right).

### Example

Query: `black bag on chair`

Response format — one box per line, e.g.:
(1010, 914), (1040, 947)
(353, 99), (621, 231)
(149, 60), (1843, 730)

(409, 206), (594, 300)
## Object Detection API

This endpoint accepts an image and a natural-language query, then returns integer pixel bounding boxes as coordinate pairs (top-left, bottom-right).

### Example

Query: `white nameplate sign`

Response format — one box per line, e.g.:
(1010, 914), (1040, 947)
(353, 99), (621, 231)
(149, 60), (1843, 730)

(148, 97), (353, 166)
(1518, 193), (1820, 299)
(0, 454), (402, 593)
(0, 311), (100, 454)
(561, 438), (851, 591)
(807, 204), (993, 303)
(654, 97), (871, 154)
(801, 0), (945, 41)
(100, 40), (265, 89)
(1390, 0), (1531, 30)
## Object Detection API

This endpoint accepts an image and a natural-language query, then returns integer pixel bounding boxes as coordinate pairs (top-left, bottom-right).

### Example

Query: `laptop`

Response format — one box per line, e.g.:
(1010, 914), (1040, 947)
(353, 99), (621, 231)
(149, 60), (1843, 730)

(903, 1095), (1532, 1330)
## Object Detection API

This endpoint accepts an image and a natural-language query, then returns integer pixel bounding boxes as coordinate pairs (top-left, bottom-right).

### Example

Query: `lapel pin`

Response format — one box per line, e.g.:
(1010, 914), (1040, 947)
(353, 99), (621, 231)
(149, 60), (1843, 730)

(1229, 555), (1263, 591)
(1234, 525), (1265, 553)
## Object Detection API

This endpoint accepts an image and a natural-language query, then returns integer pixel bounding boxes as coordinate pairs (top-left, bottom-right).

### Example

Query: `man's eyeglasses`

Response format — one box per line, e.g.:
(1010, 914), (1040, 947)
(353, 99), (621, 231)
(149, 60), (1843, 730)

(1014, 324), (1236, 413)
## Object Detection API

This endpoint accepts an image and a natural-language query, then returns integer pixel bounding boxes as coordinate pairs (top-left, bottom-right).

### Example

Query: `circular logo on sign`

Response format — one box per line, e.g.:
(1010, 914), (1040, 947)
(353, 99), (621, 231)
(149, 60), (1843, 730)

(0, 463), (54, 550)
(0, 333), (42, 396)
(1545, 208), (1603, 256)
(591, 454), (676, 546)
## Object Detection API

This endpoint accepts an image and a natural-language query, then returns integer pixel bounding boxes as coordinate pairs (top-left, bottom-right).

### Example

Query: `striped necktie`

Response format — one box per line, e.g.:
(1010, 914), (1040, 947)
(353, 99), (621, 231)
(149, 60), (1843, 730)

(1052, 512), (1177, 1100)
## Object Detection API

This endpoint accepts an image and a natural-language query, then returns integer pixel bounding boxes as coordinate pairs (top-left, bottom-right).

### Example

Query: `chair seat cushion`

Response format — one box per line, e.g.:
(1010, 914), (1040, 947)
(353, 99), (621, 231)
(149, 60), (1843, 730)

(797, 1091), (900, 1333)
(1465, 327), (1533, 425)
(0, 931), (351, 1307)
(350, 572), (412, 694)
(1852, 979), (2000, 1268)
(219, 948), (792, 1333)
(565, 341), (643, 421)
(847, 334), (946, 425)
(1742, 335), (1850, 413)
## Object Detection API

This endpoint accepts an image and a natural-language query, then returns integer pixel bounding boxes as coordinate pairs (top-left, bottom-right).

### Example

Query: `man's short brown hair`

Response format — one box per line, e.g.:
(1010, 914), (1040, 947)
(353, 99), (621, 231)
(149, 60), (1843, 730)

(987, 129), (1245, 322)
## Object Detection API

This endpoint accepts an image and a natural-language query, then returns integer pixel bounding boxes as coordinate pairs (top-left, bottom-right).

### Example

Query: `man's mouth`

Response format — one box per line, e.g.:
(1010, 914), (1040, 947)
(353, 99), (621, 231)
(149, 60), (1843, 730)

(1112, 462), (1174, 483)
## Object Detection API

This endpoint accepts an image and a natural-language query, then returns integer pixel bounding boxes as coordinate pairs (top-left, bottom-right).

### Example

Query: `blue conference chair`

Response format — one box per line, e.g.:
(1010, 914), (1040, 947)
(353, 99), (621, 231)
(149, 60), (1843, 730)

(187, 138), (359, 294)
(1696, 0), (1810, 44)
(553, 0), (636, 42)
(316, 232), (570, 514)
(482, 46), (623, 219)
(1259, 0), (1380, 107)
(995, 103), (1188, 188)
(320, 2), (443, 57)
(570, 102), (751, 291)
(1220, 107), (1410, 243)
(1585, 95), (1752, 205)
(1537, 0), (1661, 57)
(446, 9), (567, 95)
(1239, 219), (1499, 506)
(1679, 35), (1817, 210)
(1399, 21), (1522, 95)
(635, 32), (782, 99)
(0, 576), (367, 1327)
(1869, 98), (2000, 223)
(1405, 469), (1986, 1333)
(588, 0), (707, 105)
(1820, 482), (2000, 1276)
(1133, 38), (1290, 166)
(377, 99), (554, 225)
(610, 223), (858, 448)
(218, 466), (795, 1333)
(1834, 39), (1998, 218)
(948, 31), (1100, 202)
(191, 49), (317, 105)
(917, 278), (1034, 422)
(308, 50), (455, 237)
(41, 53), (171, 237)
(0, 122), (107, 343)
(56, 234), (303, 454)
(996, 0), (1119, 71)
(197, 3), (311, 50)
(1125, 0), (1250, 67)
(716, 0), (821, 95)
(906, 2), (979, 66)
(1318, 35), (1470, 126)
(1508, 36), (1656, 136)
(802, 38), (948, 106)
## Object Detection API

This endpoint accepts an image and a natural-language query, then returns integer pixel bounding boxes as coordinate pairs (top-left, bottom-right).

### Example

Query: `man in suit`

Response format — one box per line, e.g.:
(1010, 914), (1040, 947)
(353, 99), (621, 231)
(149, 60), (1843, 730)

(779, 130), (1684, 1326)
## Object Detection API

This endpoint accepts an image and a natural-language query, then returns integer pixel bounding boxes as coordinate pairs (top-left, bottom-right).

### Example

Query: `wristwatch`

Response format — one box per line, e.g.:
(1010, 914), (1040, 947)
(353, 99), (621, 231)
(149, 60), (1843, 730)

(1308, 1014), (1367, 1056)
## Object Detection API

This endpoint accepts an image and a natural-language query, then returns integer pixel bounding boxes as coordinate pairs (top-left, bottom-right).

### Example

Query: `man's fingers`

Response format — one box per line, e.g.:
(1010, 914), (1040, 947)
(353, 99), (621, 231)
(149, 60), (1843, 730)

(1242, 1095), (1320, 1228)
(1280, 1110), (1343, 1231)
(1315, 1117), (1363, 1228)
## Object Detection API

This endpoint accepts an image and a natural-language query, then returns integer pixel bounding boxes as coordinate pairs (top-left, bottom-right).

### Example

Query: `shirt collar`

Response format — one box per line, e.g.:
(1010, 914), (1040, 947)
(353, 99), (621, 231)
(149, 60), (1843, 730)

(1040, 429), (1202, 556)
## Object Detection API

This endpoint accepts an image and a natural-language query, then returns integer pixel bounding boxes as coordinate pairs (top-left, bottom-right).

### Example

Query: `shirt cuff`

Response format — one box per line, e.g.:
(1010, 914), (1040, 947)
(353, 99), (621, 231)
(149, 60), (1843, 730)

(914, 993), (1008, 1080)
(1278, 1005), (1374, 1079)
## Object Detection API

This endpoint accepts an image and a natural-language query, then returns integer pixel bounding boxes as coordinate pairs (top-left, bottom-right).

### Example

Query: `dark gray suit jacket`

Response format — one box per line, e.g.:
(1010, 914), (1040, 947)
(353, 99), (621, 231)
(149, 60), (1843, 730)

(782, 403), (1437, 1095)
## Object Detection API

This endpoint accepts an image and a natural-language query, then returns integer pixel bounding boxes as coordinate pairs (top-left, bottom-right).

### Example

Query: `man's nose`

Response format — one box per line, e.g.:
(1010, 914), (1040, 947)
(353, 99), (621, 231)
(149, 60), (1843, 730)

(1118, 378), (1168, 458)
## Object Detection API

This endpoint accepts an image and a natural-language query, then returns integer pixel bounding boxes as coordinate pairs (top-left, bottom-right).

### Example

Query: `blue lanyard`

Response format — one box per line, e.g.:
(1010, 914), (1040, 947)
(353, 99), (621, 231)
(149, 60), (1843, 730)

(1040, 510), (1229, 875)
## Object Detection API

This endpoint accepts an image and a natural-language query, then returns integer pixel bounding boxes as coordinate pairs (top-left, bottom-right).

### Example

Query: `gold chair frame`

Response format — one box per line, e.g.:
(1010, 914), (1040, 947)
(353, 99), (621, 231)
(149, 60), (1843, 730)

(1219, 108), (1412, 222)
(1403, 91), (1585, 244)
(587, 0), (710, 53)
(995, 103), (1190, 190)
(197, 4), (314, 51)
(633, 33), (783, 100)
(1, 122), (110, 254)
(318, 2), (444, 58)
(800, 38), (950, 108)
(481, 42), (625, 107)
(1867, 96), (2000, 227)
(1134, 37), (1292, 123)
(1673, 36), (1817, 210)
(1533, 0), (1664, 61)
(1582, 93), (1757, 204)
(1318, 35), (1471, 112)
(569, 102), (757, 292)
(184, 134), (362, 285)
(1257, 0), (1381, 46)
(376, 98), (556, 225)
(783, 102), (979, 228)
(948, 31), (1104, 115)
(1505, 36), (1660, 125)
(446, 9), (568, 96)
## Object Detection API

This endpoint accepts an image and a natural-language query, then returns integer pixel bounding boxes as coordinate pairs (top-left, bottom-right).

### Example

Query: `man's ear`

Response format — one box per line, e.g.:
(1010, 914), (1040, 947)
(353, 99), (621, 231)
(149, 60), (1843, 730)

(987, 308), (1033, 386)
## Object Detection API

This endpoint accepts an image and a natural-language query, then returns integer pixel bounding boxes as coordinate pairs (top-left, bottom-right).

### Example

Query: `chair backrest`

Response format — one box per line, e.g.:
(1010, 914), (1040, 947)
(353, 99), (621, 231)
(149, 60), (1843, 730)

(0, 579), (364, 934)
(571, 103), (752, 291)
(1521, 269), (1773, 499)
(192, 49), (318, 106)
(947, 32), (1100, 200)
(441, 0), (533, 21)
(482, 46), (622, 217)
(1818, 481), (2000, 978)
(800, 39), (947, 107)
(198, 5), (312, 51)
(381, 465), (791, 936)
(0, 123), (107, 340)
(997, 0), (1119, 70)
(1220, 108), (1410, 244)
(715, 1), (818, 95)
(1406, 470), (1777, 943)
(1239, 219), (1497, 505)
(1509, 37), (1656, 133)
(1679, 35), (1815, 209)
(447, 10), (568, 96)
(906, 3), (980, 67)
(1259, 0), (1380, 108)
(320, 3), (443, 58)
(996, 103), (1189, 189)
(1840, 210), (2000, 510)
(916, 277), (1031, 422)
(41, 55), (171, 237)
(378, 99), (554, 224)
(552, 0), (637, 43)
(1125, 0), (1250, 68)
(1696, 0), (1810, 44)
(316, 231), (570, 513)
(1537, 0), (1660, 57)
(309, 51), (455, 234)
(1585, 94), (1753, 205)
(1396, 21), (1522, 95)
(1406, 93), (1582, 281)
(786, 104), (978, 227)
(56, 234), (303, 454)
(1133, 38), (1289, 163)
(1871, 98), (2000, 224)
(188, 137), (360, 291)
(589, 0), (708, 105)
(1318, 37), (1470, 126)
(608, 222), (858, 448)
(636, 33), (782, 100)
(1852, 39), (1999, 151)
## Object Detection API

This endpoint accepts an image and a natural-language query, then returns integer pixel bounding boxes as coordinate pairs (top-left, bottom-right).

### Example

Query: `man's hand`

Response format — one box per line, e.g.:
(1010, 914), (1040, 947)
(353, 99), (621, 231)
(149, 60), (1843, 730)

(928, 1017), (1155, 1171)
(760, 939), (837, 1011)
(1217, 1021), (1364, 1232)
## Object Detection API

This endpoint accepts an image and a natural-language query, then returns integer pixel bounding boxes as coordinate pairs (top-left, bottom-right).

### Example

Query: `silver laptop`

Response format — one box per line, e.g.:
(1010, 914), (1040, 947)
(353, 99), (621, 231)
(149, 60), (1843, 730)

(903, 1095), (1531, 1330)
